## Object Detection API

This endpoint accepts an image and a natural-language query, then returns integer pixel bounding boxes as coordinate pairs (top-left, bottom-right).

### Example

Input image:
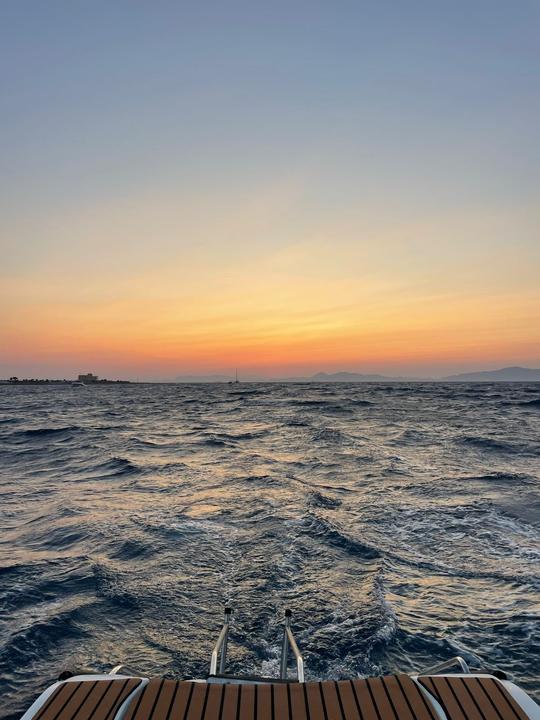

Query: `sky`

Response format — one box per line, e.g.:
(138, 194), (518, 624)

(1, 1), (539, 380)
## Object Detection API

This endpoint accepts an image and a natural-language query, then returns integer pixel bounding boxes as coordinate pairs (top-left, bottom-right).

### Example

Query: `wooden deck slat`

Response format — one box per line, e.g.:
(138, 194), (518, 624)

(460, 678), (504, 720)
(420, 677), (470, 720)
(124, 680), (164, 720)
(274, 683), (289, 720)
(150, 680), (180, 720)
(33, 686), (71, 720)
(30, 673), (533, 720)
(443, 677), (485, 720)
(257, 684), (272, 720)
(351, 679), (379, 720)
(220, 684), (239, 720)
(321, 681), (343, 720)
(168, 682), (194, 720)
(35, 679), (142, 720)
(305, 683), (325, 720)
(45, 683), (100, 720)
(95, 679), (141, 720)
(380, 676), (415, 720)
(81, 681), (119, 720)
(395, 675), (438, 720)
(50, 680), (100, 720)
(238, 685), (256, 720)
(418, 676), (531, 720)
(202, 685), (224, 720)
(367, 678), (396, 720)
(335, 682), (361, 720)
(289, 684), (308, 720)
(184, 683), (207, 720)
(484, 678), (530, 720)
(35, 683), (83, 720)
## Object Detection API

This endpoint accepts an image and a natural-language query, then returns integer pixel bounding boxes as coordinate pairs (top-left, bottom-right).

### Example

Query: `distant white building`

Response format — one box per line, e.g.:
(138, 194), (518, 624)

(78, 373), (98, 383)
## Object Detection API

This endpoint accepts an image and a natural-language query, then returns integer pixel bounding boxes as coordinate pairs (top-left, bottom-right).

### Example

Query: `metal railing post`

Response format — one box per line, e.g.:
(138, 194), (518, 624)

(219, 607), (232, 674)
(419, 656), (470, 675)
(210, 607), (232, 676)
(280, 610), (291, 679)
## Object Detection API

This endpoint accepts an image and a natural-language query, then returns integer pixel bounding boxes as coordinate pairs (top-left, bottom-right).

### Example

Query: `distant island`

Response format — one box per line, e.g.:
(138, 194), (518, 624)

(174, 366), (540, 383)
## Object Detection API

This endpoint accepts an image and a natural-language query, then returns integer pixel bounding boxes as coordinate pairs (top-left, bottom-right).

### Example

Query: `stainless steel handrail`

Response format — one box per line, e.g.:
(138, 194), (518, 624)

(209, 608), (232, 676)
(420, 656), (470, 675)
(280, 610), (305, 682)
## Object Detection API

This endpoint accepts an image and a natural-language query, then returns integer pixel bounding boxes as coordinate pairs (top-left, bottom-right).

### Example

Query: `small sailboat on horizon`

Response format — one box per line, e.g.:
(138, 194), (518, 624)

(228, 369), (240, 385)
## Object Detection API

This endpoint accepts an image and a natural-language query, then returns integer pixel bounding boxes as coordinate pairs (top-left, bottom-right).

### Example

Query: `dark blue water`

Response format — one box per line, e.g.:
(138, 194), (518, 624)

(1, 383), (539, 718)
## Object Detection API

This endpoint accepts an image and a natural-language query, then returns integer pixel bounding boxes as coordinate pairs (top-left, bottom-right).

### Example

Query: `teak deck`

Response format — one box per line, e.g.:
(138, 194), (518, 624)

(32, 675), (530, 720)
(418, 676), (530, 720)
(122, 675), (436, 720)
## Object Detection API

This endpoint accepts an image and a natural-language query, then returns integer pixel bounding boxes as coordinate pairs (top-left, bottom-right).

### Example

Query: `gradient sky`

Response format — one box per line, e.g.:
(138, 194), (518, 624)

(1, 1), (539, 379)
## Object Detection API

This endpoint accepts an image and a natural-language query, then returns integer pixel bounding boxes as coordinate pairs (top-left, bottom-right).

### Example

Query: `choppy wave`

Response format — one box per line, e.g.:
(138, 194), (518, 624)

(458, 435), (540, 456)
(520, 398), (540, 408)
(0, 381), (539, 718)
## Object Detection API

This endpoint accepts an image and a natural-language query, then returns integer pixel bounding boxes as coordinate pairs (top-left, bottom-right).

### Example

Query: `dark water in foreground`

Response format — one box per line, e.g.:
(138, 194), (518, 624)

(1, 383), (539, 718)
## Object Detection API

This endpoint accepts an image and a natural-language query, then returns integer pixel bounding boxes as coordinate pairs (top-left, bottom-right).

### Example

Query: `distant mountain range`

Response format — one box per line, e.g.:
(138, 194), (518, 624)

(175, 366), (540, 383)
(441, 366), (540, 382)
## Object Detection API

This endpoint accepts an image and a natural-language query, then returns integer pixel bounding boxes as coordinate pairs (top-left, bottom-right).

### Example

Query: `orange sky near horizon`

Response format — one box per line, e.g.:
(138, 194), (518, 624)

(2, 200), (539, 379)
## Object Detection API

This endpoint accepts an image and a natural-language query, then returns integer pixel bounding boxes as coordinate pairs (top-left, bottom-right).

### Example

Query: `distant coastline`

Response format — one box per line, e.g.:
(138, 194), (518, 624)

(173, 366), (540, 384)
(2, 366), (539, 385)
(0, 378), (131, 385)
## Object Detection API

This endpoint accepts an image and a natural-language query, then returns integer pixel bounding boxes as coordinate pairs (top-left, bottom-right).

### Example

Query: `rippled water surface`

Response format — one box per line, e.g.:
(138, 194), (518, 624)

(1, 382), (539, 718)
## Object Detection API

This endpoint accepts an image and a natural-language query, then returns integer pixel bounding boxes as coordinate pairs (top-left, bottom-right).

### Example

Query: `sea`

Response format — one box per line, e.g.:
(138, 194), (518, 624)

(0, 382), (539, 719)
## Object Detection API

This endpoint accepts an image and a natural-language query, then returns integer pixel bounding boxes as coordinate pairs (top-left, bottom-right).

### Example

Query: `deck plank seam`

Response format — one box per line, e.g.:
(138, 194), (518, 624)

(391, 676), (419, 720)
(301, 682), (311, 720)
(86, 681), (120, 720)
(489, 679), (528, 720)
(149, 680), (166, 720)
(442, 677), (473, 720)
(365, 678), (383, 720)
(217, 683), (227, 720)
(235, 685), (242, 720)
(182, 683), (196, 720)
(318, 682), (329, 720)
(324, 681), (342, 720)
(406, 678), (437, 720)
(103, 679), (132, 720)
(349, 681), (365, 720)
(333, 682), (347, 720)
(65, 681), (99, 720)
(458, 679), (490, 720)
(379, 678), (399, 720)
(471, 679), (506, 720)
(125, 680), (148, 720)
(59, 681), (100, 720)
(337, 682), (360, 720)
(164, 682), (181, 720)
(43, 682), (82, 720)
(419, 678), (456, 720)
(286, 683), (293, 720)
(200, 683), (213, 720)
(432, 678), (465, 720)
(33, 686), (65, 720)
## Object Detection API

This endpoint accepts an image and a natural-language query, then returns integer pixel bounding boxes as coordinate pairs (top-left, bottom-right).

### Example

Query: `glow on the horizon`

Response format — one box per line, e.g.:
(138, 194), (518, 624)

(2, 218), (539, 378)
